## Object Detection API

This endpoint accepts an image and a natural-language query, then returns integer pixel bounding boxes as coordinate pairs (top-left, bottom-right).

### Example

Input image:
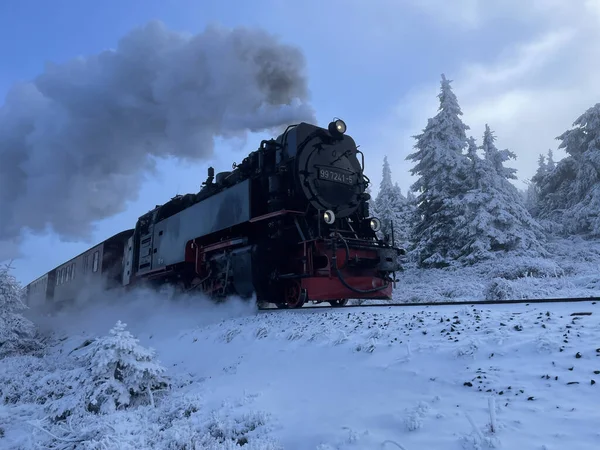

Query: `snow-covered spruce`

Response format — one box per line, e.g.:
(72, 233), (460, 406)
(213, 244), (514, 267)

(456, 126), (546, 264)
(77, 320), (170, 415)
(534, 103), (600, 236)
(406, 74), (472, 267)
(374, 156), (414, 250)
(0, 263), (40, 358)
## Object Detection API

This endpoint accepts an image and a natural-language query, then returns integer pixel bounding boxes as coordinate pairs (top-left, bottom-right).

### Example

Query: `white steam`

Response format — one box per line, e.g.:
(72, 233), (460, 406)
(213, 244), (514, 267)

(0, 21), (315, 260)
(28, 286), (259, 341)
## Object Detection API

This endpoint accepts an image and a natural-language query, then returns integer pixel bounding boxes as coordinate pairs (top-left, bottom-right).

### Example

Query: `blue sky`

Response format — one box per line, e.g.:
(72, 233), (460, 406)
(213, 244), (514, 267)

(2, 0), (598, 284)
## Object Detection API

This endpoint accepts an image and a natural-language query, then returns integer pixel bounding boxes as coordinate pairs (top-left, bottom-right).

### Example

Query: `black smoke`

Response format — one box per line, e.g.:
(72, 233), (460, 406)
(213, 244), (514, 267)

(0, 21), (315, 260)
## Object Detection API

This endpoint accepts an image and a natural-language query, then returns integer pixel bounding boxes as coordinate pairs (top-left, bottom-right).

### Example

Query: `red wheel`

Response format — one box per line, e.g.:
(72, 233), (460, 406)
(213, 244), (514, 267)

(285, 281), (306, 309)
(329, 299), (349, 307)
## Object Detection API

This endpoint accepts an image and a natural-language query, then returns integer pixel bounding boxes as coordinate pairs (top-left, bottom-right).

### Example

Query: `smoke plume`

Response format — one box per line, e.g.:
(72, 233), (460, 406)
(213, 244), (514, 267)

(0, 21), (315, 260)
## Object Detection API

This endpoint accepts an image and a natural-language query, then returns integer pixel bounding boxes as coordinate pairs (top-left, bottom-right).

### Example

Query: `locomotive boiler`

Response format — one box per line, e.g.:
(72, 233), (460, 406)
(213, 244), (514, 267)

(25, 119), (403, 310)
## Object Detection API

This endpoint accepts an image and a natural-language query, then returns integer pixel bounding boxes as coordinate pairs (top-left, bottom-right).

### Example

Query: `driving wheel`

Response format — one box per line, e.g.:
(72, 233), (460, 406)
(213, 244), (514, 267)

(285, 281), (307, 309)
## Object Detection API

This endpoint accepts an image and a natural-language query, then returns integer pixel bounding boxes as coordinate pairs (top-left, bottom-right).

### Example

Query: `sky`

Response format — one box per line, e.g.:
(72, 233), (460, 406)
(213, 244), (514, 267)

(1, 0), (599, 284)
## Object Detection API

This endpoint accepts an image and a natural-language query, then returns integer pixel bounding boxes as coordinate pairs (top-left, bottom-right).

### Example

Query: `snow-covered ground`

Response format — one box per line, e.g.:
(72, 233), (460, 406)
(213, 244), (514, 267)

(388, 235), (600, 304)
(2, 293), (599, 449)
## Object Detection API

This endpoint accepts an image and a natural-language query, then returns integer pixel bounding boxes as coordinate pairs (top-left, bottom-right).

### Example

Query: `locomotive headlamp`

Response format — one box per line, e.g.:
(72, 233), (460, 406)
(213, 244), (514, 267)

(328, 119), (347, 137)
(323, 209), (336, 225)
(369, 217), (382, 232)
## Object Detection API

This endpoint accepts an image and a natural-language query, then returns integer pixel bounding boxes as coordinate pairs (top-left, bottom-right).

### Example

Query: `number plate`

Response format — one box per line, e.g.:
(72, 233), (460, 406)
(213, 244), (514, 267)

(318, 167), (355, 185)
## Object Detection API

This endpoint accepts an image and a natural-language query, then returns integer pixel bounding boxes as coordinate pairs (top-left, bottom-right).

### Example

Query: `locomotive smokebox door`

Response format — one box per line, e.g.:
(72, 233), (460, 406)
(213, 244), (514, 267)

(291, 123), (365, 218)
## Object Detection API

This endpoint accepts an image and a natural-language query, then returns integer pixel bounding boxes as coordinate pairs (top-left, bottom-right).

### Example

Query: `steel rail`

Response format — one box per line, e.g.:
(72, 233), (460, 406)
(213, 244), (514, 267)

(258, 296), (600, 311)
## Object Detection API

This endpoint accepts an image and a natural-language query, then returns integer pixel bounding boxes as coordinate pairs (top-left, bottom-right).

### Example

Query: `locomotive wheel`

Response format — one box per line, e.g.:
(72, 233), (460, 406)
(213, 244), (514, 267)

(329, 299), (349, 307)
(285, 281), (306, 309)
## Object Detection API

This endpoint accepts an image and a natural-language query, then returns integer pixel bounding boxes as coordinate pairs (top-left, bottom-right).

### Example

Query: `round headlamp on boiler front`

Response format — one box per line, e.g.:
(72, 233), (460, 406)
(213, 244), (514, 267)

(323, 209), (336, 225)
(328, 118), (347, 137)
(369, 217), (381, 232)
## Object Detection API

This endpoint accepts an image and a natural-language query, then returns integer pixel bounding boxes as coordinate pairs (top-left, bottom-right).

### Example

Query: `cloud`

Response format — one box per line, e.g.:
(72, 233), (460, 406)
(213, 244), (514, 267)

(0, 21), (315, 261)
(406, 0), (585, 30)
(374, 0), (600, 193)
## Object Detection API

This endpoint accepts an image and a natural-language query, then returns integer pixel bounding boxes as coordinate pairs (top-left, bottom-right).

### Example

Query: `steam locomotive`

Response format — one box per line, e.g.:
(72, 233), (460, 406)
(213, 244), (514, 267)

(25, 119), (403, 310)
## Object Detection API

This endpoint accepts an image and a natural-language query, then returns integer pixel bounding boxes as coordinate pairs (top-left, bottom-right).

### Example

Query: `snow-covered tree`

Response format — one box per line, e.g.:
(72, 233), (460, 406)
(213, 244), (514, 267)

(81, 320), (169, 414)
(523, 179), (539, 214)
(457, 128), (545, 263)
(374, 156), (412, 248)
(481, 124), (517, 180)
(406, 74), (471, 267)
(536, 103), (600, 235)
(546, 149), (556, 171)
(0, 263), (39, 358)
(530, 154), (548, 198)
(525, 152), (554, 217)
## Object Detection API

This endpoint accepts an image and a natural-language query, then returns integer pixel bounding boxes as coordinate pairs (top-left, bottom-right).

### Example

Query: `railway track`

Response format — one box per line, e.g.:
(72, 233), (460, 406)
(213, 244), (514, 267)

(258, 296), (600, 311)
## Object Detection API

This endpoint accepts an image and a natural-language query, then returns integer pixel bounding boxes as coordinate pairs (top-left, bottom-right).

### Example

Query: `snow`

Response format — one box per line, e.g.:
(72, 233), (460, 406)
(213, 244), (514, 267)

(2, 246), (600, 449)
(389, 235), (600, 304)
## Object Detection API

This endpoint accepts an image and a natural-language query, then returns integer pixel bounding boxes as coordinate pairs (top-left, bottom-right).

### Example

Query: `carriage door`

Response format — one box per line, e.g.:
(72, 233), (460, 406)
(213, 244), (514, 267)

(122, 235), (134, 286)
(137, 210), (157, 274)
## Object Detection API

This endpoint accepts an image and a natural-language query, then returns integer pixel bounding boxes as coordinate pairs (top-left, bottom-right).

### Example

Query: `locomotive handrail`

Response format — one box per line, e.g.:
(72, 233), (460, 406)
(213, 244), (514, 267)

(248, 209), (304, 223)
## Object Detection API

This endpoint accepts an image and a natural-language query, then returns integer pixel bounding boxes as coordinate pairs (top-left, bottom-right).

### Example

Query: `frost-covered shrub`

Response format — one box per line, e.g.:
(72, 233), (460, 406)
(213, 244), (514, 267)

(79, 320), (170, 415)
(0, 264), (40, 357)
(488, 256), (563, 280)
(34, 395), (281, 450)
(484, 278), (517, 301)
(0, 355), (58, 405)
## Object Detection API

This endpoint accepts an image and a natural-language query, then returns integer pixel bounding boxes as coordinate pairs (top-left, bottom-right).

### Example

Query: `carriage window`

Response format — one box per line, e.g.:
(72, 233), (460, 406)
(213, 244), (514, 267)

(92, 251), (99, 272)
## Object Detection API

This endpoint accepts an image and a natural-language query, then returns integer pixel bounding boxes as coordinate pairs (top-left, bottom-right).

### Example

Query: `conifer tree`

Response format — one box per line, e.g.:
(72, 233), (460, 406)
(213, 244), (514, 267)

(457, 127), (545, 263)
(481, 124), (517, 180)
(406, 74), (471, 267)
(82, 320), (169, 414)
(546, 149), (556, 171)
(375, 156), (411, 247)
(531, 154), (548, 189)
(537, 103), (600, 235)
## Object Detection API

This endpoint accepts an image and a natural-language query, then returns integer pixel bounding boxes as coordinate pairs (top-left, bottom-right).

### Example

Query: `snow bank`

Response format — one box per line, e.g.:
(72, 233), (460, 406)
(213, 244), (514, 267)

(3, 296), (600, 449)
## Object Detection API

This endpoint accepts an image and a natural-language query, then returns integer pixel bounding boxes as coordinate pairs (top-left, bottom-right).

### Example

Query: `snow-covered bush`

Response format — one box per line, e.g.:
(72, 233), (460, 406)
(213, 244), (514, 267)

(487, 256), (564, 280)
(78, 320), (170, 415)
(484, 278), (518, 301)
(1, 321), (170, 424)
(29, 394), (281, 450)
(0, 263), (40, 358)
(0, 354), (56, 405)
